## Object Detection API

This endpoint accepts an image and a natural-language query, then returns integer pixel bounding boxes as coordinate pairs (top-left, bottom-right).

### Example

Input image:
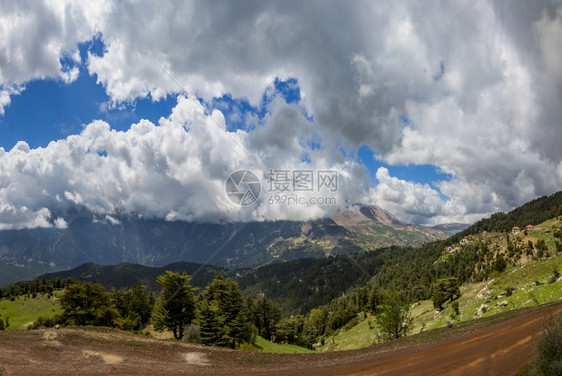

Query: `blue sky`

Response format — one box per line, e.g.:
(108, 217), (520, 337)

(0, 40), (177, 149)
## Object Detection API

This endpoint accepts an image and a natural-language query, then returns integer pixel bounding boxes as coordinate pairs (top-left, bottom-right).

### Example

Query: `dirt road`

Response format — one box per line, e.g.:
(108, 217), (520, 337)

(289, 304), (552, 376)
(0, 302), (560, 376)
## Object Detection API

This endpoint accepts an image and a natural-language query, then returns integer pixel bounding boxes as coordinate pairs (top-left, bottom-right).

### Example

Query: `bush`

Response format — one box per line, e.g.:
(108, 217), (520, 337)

(183, 323), (201, 343)
(531, 313), (562, 375)
(493, 254), (507, 273)
(450, 301), (460, 318)
(30, 315), (62, 329)
(328, 306), (357, 331)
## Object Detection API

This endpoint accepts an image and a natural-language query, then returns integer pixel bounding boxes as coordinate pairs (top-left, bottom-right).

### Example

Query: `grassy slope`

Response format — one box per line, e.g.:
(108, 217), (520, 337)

(0, 291), (63, 330)
(254, 336), (316, 354)
(321, 318), (378, 352)
(319, 217), (562, 351)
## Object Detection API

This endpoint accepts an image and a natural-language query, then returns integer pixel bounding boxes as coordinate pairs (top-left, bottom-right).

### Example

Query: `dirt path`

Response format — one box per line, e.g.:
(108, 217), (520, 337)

(0, 302), (560, 376)
(289, 308), (545, 376)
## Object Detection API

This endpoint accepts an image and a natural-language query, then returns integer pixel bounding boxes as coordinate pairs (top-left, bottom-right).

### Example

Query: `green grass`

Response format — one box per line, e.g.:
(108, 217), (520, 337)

(320, 316), (379, 352)
(0, 291), (62, 330)
(254, 336), (316, 354)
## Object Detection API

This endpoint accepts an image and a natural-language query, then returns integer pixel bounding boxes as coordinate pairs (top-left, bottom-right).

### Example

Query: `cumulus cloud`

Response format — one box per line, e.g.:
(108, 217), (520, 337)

(369, 167), (494, 226)
(0, 205), (52, 230)
(0, 1), (109, 111)
(0, 96), (370, 229)
(1, 0), (562, 226)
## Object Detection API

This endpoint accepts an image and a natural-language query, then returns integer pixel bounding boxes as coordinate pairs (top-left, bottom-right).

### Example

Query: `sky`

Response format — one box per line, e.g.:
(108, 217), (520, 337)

(0, 0), (562, 230)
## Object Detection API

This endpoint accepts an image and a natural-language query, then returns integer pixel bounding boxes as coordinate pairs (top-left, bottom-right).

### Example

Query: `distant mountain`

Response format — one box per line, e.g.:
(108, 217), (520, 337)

(33, 249), (401, 314)
(333, 204), (446, 250)
(20, 192), (562, 315)
(37, 262), (224, 291)
(0, 204), (446, 286)
(431, 223), (471, 236)
(333, 204), (405, 226)
(432, 223), (470, 231)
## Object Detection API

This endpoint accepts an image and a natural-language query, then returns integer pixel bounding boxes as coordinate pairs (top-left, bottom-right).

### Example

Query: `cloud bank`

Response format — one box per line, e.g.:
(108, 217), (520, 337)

(1, 0), (562, 228)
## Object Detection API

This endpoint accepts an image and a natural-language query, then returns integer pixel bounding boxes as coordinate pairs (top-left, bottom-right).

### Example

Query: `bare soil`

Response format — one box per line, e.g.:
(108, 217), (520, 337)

(1, 301), (560, 376)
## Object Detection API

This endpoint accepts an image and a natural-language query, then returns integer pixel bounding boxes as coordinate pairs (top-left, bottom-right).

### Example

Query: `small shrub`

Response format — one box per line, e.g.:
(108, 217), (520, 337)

(553, 265), (560, 279)
(183, 323), (201, 344)
(532, 313), (562, 375)
(529, 292), (540, 306)
(30, 315), (62, 329)
(450, 301), (460, 318)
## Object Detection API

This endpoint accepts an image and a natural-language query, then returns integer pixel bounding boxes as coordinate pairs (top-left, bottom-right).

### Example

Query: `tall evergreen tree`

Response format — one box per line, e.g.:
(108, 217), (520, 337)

(375, 290), (412, 340)
(197, 300), (221, 346)
(111, 283), (155, 331)
(59, 283), (119, 327)
(252, 296), (282, 341)
(226, 310), (255, 348)
(198, 274), (253, 348)
(153, 271), (196, 340)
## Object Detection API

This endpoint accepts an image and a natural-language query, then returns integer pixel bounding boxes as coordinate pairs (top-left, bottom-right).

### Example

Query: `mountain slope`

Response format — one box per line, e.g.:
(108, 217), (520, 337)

(21, 192), (562, 316)
(30, 250), (395, 314)
(333, 204), (446, 250)
(456, 191), (562, 238)
(36, 262), (224, 291)
(0, 215), (358, 285)
(0, 205), (446, 286)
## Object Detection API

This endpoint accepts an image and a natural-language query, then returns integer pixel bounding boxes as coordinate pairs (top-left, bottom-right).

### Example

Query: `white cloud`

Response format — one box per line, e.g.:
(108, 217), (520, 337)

(0, 96), (370, 229)
(0, 85), (23, 115)
(0, 205), (52, 230)
(54, 217), (68, 229)
(1, 1), (562, 226)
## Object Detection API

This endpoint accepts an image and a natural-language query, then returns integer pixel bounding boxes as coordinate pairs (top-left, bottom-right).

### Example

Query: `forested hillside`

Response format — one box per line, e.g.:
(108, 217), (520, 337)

(37, 262), (224, 291)
(456, 191), (562, 237)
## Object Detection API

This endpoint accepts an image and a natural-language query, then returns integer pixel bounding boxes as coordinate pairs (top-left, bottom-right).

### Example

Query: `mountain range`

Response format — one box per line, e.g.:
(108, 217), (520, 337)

(10, 191), (562, 314)
(0, 204), (450, 286)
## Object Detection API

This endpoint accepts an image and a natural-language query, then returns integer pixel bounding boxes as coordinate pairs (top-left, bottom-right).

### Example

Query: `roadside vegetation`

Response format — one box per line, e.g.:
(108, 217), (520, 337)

(519, 312), (562, 376)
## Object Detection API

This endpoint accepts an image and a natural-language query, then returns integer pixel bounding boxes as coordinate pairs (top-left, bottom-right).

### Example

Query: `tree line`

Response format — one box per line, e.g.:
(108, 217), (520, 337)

(0, 277), (76, 299)
(29, 272), (283, 349)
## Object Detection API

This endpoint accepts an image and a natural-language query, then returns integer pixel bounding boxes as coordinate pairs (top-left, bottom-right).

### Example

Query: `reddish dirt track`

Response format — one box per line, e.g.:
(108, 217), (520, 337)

(0, 301), (561, 376)
(285, 306), (547, 376)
